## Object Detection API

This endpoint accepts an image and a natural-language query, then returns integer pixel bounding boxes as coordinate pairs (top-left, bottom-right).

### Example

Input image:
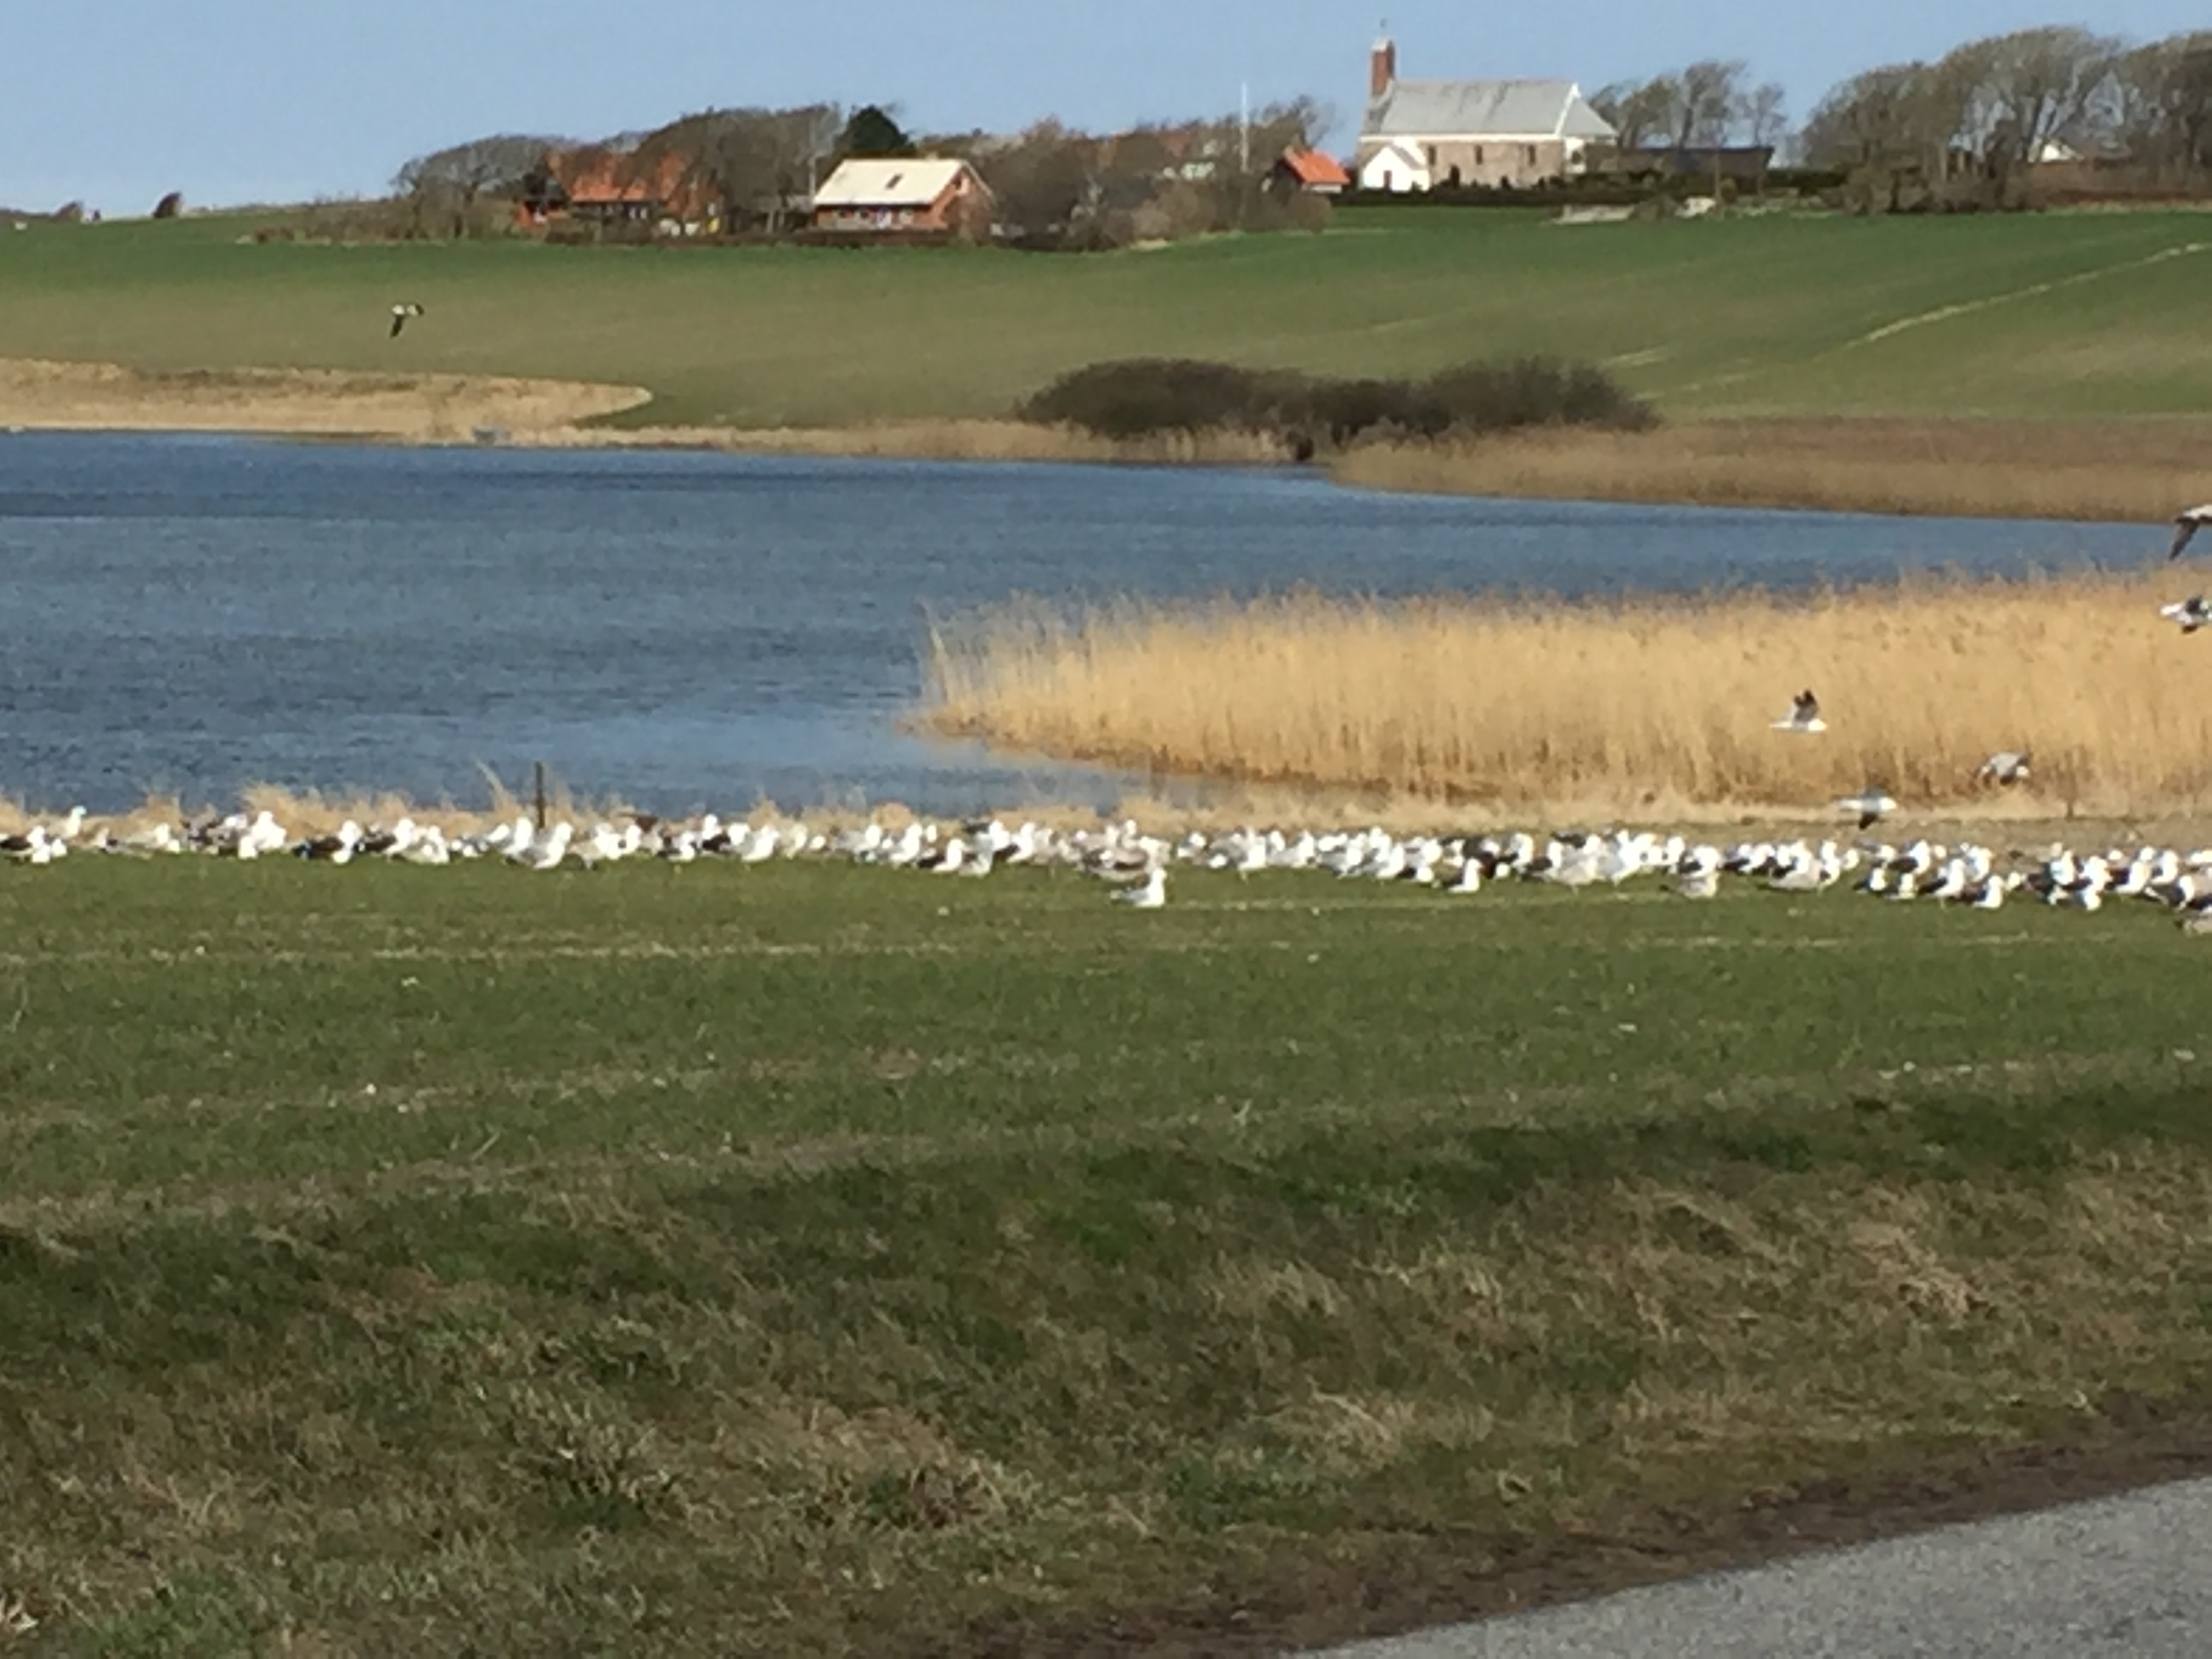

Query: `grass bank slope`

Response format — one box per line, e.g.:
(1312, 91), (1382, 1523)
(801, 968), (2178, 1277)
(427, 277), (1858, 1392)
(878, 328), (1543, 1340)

(926, 575), (2212, 815)
(5, 861), (2212, 1654)
(1, 209), (2210, 428)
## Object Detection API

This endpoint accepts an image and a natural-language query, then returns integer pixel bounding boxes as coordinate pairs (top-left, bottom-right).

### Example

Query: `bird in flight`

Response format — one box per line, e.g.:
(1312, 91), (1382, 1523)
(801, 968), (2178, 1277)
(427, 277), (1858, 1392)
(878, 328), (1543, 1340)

(1975, 751), (2031, 787)
(2171, 504), (2212, 559)
(2160, 595), (2212, 634)
(388, 302), (424, 338)
(1772, 689), (1826, 734)
(1835, 787), (1898, 830)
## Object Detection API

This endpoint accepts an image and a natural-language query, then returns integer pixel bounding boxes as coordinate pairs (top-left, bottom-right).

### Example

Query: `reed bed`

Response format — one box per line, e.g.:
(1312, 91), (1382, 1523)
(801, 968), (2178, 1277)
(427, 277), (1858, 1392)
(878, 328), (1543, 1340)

(521, 417), (1290, 468)
(924, 572), (2212, 816)
(1334, 417), (2212, 523)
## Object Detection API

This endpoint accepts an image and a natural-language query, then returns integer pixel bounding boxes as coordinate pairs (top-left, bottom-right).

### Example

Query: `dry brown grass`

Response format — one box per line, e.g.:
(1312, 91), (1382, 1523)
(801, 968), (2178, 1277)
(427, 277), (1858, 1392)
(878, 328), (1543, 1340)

(924, 571), (2212, 815)
(0, 356), (650, 439)
(1335, 417), (2212, 523)
(520, 417), (1290, 467)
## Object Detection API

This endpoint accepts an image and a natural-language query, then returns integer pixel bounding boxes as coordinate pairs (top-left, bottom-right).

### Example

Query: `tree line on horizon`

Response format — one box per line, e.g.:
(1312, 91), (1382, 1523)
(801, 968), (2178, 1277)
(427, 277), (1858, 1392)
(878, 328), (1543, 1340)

(369, 20), (2211, 243)
(388, 98), (1330, 249)
(1593, 26), (2211, 207)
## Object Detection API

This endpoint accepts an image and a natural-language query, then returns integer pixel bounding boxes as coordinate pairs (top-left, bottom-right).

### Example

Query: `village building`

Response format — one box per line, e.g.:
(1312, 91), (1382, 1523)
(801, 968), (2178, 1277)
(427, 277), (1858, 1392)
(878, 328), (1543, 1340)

(808, 158), (995, 239)
(1356, 36), (1615, 192)
(518, 148), (724, 233)
(1273, 148), (1352, 196)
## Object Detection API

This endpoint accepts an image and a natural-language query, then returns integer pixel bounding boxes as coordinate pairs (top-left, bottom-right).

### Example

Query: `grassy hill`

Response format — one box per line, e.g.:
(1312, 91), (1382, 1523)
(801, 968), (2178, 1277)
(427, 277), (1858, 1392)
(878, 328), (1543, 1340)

(1, 207), (2210, 428)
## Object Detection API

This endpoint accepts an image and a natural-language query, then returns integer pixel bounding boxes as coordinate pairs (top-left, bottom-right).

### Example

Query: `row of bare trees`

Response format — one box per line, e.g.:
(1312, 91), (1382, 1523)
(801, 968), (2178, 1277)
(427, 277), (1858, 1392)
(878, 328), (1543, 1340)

(937, 99), (1329, 247)
(1591, 62), (1790, 153)
(1798, 27), (2212, 206)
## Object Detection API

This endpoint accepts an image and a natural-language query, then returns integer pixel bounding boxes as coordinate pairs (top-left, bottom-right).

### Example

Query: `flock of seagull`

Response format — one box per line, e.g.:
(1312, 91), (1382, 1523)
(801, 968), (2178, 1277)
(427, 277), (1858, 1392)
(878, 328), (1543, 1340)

(5, 502), (2210, 928)
(7, 798), (2212, 932)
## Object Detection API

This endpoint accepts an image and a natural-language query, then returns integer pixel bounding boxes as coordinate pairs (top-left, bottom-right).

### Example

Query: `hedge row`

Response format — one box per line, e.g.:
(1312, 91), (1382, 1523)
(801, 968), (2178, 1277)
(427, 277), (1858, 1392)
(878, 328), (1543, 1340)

(1019, 356), (1656, 449)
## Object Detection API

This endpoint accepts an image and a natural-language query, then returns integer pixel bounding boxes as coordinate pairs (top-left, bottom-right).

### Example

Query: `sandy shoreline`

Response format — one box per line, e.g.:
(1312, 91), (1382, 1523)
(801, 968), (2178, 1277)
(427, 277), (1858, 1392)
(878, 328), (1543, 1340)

(0, 356), (652, 439)
(7, 357), (2210, 524)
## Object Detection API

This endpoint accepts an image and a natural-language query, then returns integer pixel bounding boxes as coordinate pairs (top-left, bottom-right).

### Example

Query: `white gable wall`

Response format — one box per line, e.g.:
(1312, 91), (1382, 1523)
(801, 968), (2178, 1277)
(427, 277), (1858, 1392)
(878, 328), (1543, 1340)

(1358, 142), (1431, 193)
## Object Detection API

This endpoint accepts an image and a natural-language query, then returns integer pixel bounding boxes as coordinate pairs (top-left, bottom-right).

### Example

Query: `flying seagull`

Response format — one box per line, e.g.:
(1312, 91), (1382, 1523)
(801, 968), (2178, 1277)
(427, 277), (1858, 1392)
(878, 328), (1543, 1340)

(388, 302), (424, 338)
(2171, 505), (2212, 560)
(1836, 787), (1898, 830)
(1772, 689), (1826, 734)
(1975, 750), (2031, 786)
(2160, 595), (2212, 634)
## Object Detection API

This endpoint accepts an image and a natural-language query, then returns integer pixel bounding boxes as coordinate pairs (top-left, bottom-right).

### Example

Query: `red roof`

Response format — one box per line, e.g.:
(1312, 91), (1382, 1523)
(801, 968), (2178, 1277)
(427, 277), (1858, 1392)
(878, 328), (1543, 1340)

(550, 149), (699, 208)
(1281, 149), (1351, 188)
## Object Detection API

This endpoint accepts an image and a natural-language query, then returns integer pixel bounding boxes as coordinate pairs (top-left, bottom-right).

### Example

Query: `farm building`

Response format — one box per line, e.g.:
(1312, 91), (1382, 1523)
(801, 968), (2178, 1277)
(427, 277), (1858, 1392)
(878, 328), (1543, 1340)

(518, 148), (723, 232)
(1274, 148), (1352, 195)
(809, 159), (995, 239)
(1357, 35), (1615, 192)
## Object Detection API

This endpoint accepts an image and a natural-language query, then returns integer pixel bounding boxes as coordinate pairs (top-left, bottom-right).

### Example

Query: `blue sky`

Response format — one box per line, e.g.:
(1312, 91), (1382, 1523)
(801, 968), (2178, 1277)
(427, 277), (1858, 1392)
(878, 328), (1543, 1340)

(3, 1), (2205, 213)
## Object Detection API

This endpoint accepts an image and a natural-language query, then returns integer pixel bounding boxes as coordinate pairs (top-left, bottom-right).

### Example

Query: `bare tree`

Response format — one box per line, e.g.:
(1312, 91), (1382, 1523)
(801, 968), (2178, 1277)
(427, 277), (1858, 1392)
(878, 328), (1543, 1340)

(395, 134), (565, 237)
(1591, 77), (1680, 150)
(2106, 33), (2212, 182)
(976, 122), (1103, 246)
(630, 105), (841, 230)
(1671, 60), (1750, 148)
(1743, 83), (1790, 150)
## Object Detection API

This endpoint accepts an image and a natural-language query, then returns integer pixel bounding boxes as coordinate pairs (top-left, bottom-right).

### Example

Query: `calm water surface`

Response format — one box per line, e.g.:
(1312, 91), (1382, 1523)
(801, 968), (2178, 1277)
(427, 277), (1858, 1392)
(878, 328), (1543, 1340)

(0, 433), (2156, 813)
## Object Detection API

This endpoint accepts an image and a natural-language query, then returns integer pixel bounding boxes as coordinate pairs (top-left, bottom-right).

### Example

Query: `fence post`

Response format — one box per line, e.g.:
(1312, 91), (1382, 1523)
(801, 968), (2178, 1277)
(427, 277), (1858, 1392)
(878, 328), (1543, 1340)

(533, 762), (548, 832)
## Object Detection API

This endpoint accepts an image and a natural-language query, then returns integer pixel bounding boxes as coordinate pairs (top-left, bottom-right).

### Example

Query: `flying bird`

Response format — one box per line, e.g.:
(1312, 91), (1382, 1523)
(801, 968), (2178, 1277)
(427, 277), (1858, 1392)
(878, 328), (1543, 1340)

(388, 302), (424, 338)
(1975, 750), (2031, 787)
(2161, 595), (2212, 634)
(1772, 689), (1826, 734)
(2171, 504), (2212, 560)
(1836, 787), (1898, 830)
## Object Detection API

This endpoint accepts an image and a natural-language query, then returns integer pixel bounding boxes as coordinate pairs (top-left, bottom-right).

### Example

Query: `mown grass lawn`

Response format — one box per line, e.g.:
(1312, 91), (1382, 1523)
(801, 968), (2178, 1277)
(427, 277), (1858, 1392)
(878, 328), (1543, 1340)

(5, 857), (2212, 1654)
(3, 208), (2210, 425)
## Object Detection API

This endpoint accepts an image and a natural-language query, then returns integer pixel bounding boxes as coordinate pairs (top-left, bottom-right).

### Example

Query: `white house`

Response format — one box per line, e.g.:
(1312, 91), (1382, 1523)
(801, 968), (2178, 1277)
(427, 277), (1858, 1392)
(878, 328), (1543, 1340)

(1358, 140), (1431, 194)
(1357, 36), (1616, 192)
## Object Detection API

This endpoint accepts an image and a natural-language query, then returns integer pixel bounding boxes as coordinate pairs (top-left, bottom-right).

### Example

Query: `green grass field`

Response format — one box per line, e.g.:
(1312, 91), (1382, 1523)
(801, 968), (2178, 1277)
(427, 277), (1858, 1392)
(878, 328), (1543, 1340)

(6, 857), (2212, 1654)
(3, 208), (2211, 426)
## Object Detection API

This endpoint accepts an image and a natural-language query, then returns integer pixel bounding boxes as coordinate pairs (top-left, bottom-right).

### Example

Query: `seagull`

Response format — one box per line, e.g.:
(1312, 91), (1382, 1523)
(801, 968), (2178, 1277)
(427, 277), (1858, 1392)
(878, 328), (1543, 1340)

(389, 302), (424, 338)
(1772, 689), (1826, 734)
(2160, 596), (2212, 634)
(1109, 867), (1168, 909)
(1836, 787), (1898, 830)
(1975, 751), (2031, 787)
(2170, 504), (2212, 559)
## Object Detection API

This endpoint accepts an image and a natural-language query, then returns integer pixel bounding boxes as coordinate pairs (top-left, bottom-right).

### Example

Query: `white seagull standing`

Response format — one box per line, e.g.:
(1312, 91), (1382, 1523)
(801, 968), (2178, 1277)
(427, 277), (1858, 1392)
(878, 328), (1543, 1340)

(2169, 504), (2212, 559)
(1772, 689), (1826, 734)
(1109, 867), (1168, 909)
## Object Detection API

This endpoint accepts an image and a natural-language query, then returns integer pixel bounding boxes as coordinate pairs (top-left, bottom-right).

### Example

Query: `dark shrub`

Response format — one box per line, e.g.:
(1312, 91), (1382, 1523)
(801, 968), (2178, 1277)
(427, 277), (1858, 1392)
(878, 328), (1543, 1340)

(1021, 355), (1654, 449)
(1018, 359), (1308, 439)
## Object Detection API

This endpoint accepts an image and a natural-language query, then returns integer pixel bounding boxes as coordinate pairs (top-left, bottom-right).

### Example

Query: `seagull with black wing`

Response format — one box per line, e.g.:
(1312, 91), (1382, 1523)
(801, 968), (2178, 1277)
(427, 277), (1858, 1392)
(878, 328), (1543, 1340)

(2171, 504), (2212, 559)
(389, 302), (424, 338)
(1772, 689), (1826, 734)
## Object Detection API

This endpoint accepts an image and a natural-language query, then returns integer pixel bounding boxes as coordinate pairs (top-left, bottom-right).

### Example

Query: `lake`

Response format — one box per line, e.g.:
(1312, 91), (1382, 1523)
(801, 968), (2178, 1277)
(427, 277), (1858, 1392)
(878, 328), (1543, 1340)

(0, 432), (2158, 815)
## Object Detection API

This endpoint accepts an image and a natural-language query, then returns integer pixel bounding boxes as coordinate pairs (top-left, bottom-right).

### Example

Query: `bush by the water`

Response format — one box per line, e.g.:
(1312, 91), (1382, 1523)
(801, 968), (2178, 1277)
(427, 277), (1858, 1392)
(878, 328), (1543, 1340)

(1019, 356), (1655, 449)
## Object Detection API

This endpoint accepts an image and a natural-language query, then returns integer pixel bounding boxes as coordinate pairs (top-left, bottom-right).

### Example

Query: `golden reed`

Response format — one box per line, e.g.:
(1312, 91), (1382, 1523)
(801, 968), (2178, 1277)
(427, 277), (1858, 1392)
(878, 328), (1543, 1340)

(924, 573), (2212, 815)
(1334, 417), (2212, 524)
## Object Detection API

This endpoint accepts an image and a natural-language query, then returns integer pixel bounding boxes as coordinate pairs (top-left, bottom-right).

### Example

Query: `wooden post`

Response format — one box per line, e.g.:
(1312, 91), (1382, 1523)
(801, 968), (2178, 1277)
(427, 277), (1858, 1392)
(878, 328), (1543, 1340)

(533, 762), (548, 832)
